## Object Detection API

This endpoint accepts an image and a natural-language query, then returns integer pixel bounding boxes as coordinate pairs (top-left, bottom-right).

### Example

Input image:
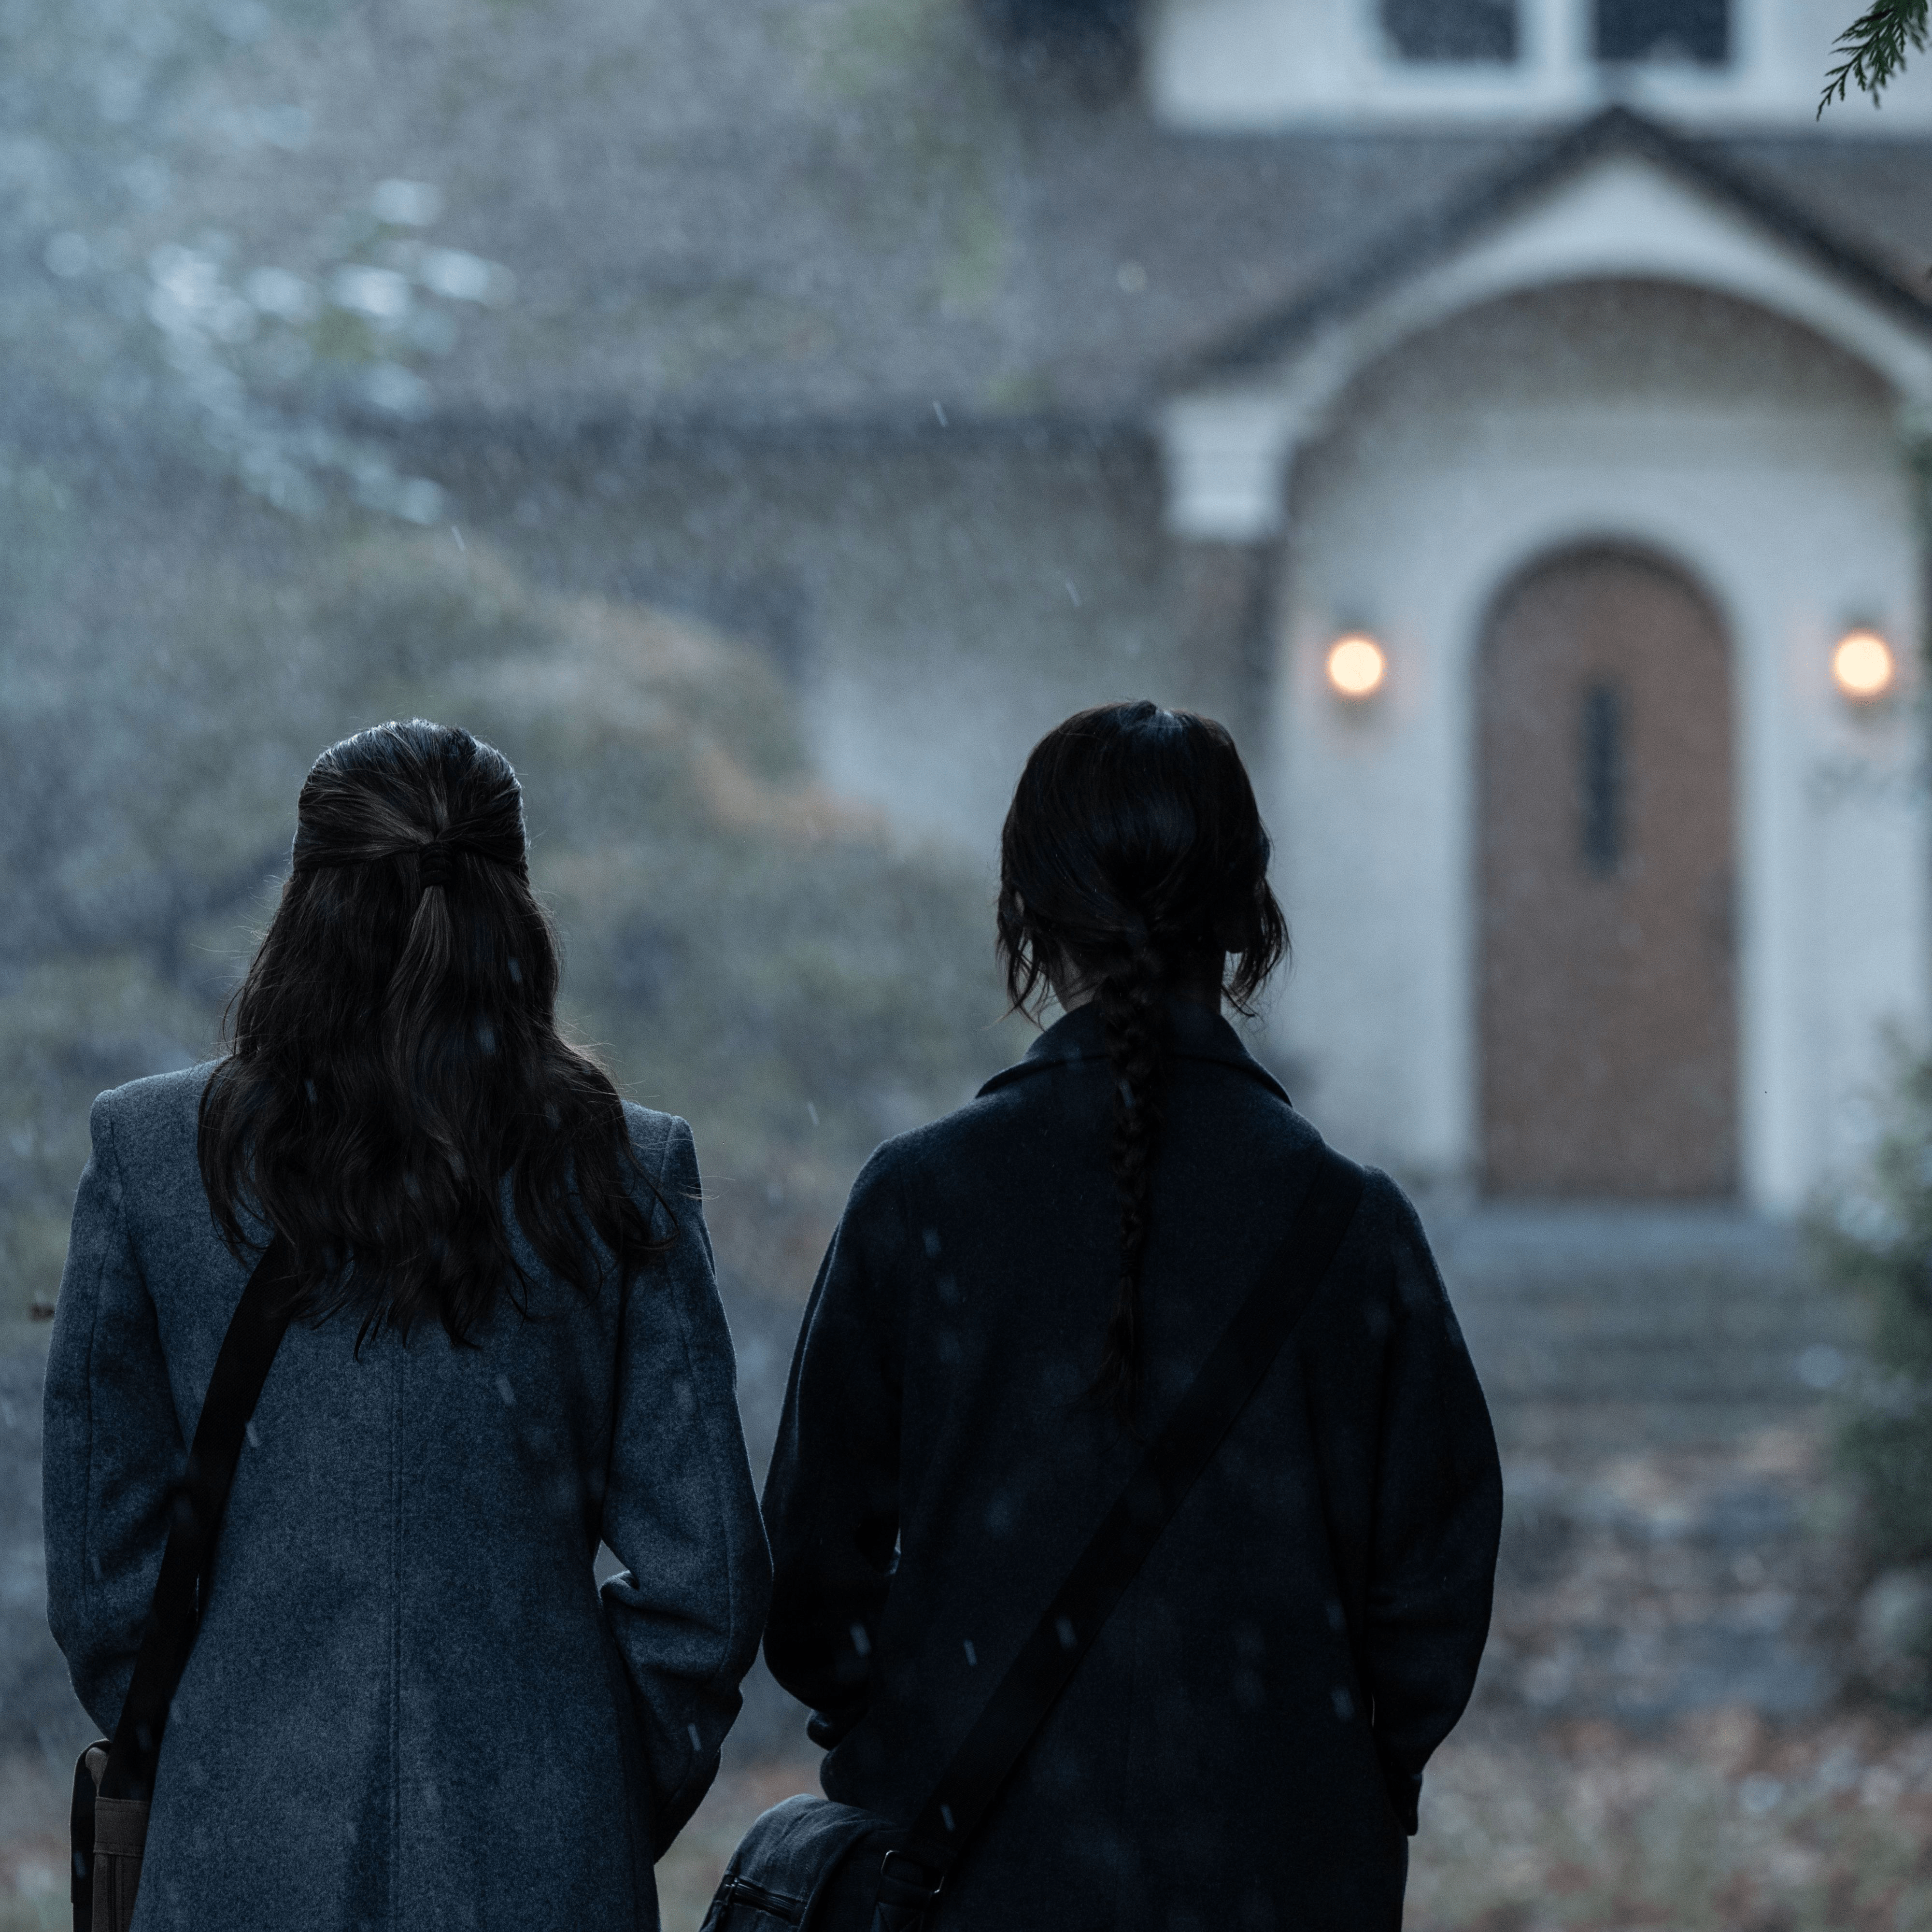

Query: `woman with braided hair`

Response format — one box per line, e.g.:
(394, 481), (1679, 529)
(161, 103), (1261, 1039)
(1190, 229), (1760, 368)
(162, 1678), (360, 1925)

(763, 701), (1501, 1931)
(43, 719), (769, 1930)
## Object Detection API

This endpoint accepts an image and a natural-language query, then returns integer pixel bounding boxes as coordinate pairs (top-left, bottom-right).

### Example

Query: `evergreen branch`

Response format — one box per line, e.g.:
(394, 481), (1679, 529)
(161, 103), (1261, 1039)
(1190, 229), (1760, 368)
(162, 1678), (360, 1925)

(1821, 0), (1931, 114)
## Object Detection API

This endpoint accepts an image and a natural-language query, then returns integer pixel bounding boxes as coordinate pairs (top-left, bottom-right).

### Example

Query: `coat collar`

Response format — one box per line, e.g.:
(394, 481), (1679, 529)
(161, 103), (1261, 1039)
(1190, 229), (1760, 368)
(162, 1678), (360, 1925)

(976, 997), (1292, 1106)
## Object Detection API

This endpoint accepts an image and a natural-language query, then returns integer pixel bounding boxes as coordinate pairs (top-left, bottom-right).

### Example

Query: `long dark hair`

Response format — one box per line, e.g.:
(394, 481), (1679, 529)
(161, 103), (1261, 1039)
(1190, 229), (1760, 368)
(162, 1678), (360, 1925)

(199, 719), (668, 1344)
(996, 702), (1288, 1420)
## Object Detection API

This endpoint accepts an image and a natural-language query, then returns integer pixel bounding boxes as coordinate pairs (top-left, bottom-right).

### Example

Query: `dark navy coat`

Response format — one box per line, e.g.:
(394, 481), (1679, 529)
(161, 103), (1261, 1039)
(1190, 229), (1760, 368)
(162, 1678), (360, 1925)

(43, 1069), (770, 1932)
(762, 1000), (1502, 1932)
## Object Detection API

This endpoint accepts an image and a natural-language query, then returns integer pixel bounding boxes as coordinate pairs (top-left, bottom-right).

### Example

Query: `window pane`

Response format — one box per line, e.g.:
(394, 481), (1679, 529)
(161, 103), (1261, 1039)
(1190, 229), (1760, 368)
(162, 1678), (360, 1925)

(1579, 682), (1627, 877)
(1595, 0), (1729, 64)
(1382, 0), (1519, 63)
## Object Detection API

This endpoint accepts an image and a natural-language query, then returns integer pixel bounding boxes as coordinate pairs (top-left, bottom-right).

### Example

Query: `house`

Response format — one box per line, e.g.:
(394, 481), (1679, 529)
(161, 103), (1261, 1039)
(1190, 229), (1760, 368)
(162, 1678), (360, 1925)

(1144, 6), (1932, 1212)
(157, 0), (1932, 1209)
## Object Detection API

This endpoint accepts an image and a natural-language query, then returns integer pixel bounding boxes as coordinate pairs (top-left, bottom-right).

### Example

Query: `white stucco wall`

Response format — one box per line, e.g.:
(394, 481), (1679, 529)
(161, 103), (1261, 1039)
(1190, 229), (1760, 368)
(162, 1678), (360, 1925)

(1149, 0), (1932, 130)
(1265, 280), (1928, 1208)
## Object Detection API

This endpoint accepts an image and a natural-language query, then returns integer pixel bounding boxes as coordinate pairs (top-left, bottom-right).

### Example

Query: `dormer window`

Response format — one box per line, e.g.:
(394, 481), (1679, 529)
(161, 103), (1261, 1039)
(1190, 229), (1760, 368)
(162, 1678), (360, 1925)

(1154, 0), (1869, 128)
(1381, 0), (1519, 63)
(1594, 0), (1729, 65)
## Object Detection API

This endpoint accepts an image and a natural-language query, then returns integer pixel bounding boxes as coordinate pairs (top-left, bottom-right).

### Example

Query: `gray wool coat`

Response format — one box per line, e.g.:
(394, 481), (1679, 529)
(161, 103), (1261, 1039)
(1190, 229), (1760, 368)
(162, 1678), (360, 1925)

(43, 1068), (770, 1932)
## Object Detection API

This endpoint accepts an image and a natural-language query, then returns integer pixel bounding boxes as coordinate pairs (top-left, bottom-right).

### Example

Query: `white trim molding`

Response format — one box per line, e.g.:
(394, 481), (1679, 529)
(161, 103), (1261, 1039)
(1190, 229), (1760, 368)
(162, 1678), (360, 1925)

(1157, 145), (1932, 540)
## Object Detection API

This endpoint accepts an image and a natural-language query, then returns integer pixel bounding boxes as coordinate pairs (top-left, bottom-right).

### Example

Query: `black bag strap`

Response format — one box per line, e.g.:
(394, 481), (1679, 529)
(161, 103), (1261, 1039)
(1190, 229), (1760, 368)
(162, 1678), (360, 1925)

(881, 1145), (1364, 1911)
(98, 1231), (297, 1804)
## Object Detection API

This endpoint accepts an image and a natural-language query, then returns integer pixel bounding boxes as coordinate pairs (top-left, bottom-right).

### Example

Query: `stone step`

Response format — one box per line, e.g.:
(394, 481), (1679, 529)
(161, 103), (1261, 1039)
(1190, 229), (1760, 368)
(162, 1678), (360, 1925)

(1493, 1396), (1829, 1454)
(1449, 1270), (1835, 1318)
(1423, 1204), (1864, 1446)
(1464, 1332), (1848, 1397)
(1427, 1203), (1804, 1274)
(1457, 1284), (1839, 1327)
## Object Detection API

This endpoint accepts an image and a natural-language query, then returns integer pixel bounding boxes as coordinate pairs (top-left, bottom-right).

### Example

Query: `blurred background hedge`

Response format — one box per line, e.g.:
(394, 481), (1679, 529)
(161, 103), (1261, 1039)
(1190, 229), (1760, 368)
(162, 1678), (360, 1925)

(0, 470), (1029, 1339)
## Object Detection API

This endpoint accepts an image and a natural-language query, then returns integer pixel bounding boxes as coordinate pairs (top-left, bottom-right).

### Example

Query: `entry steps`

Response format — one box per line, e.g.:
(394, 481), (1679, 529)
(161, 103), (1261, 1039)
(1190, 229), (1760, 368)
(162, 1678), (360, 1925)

(1423, 1205), (1865, 1721)
(1427, 1203), (1861, 1453)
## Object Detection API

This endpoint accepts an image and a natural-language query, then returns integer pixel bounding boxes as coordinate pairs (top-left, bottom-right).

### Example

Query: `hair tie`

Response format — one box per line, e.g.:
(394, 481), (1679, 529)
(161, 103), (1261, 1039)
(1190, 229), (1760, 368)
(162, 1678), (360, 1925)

(291, 834), (526, 887)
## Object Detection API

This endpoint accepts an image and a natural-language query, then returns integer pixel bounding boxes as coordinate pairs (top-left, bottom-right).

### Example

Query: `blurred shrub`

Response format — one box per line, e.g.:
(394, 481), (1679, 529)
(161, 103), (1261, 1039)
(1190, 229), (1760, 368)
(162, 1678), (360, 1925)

(0, 511), (1026, 1326)
(0, 958), (219, 1339)
(1818, 1054), (1932, 1563)
(1815, 1049), (1932, 1699)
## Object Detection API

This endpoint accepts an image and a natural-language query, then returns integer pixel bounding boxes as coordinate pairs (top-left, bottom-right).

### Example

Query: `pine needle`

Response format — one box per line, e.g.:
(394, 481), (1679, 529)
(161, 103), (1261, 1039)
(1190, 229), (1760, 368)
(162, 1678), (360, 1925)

(1821, 0), (1931, 114)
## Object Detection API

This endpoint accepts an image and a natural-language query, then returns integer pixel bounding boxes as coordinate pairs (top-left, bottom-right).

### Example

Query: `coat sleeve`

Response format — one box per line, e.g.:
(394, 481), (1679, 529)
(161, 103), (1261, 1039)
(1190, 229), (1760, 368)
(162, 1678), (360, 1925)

(43, 1091), (187, 1736)
(597, 1117), (772, 1856)
(1335, 1174), (1503, 1835)
(759, 1147), (908, 1747)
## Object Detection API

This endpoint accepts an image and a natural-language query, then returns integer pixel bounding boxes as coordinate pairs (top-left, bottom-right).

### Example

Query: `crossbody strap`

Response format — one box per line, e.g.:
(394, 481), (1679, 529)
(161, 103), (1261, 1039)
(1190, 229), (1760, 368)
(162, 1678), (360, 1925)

(99, 1231), (297, 1803)
(880, 1144), (1365, 1906)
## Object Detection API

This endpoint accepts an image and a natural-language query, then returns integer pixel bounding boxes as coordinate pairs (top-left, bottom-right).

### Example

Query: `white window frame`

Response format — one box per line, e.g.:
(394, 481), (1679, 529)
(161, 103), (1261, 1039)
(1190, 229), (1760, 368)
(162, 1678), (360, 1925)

(1149, 0), (1932, 130)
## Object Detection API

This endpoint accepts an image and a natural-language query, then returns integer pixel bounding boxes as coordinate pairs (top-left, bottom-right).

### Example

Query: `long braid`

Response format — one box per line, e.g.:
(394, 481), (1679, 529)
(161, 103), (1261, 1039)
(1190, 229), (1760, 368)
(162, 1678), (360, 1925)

(995, 701), (1292, 1428)
(1093, 928), (1169, 1422)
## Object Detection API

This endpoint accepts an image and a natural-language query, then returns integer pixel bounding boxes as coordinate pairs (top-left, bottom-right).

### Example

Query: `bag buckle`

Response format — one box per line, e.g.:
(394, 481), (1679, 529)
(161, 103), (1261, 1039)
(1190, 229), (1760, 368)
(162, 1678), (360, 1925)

(878, 1848), (944, 1904)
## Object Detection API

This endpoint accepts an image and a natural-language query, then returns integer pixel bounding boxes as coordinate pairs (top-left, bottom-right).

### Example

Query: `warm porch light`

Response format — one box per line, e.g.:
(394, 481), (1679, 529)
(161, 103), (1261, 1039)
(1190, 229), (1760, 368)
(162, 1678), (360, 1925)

(1326, 634), (1386, 699)
(1832, 629), (1896, 702)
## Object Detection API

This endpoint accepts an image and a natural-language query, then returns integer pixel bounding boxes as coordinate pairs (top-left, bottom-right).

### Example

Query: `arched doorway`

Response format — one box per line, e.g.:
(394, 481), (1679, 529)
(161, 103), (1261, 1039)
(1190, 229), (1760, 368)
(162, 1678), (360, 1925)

(1478, 548), (1737, 1196)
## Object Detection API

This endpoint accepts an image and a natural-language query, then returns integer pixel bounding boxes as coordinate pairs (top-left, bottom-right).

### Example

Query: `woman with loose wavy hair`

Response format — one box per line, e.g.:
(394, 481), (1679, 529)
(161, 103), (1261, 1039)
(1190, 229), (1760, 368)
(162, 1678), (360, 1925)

(762, 701), (1501, 1932)
(44, 719), (770, 1932)
(200, 719), (661, 1342)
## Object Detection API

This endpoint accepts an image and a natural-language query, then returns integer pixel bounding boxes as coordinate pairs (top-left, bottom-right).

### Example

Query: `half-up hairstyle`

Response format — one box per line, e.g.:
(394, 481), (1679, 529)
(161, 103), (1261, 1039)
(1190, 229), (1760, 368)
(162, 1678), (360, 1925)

(199, 719), (669, 1344)
(996, 702), (1287, 1421)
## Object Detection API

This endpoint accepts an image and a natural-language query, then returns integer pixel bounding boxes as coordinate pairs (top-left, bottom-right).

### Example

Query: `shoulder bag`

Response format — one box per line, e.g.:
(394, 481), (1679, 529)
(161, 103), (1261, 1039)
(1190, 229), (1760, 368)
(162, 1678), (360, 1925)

(702, 1144), (1365, 1932)
(69, 1231), (297, 1932)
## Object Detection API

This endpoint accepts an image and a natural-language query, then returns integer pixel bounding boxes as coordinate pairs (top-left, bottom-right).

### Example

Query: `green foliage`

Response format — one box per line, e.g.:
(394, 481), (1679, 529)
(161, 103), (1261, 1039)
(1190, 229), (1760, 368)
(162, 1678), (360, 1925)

(0, 0), (506, 518)
(1815, 1049), (1932, 1571)
(0, 508), (1025, 1323)
(1821, 0), (1931, 113)
(0, 958), (219, 1340)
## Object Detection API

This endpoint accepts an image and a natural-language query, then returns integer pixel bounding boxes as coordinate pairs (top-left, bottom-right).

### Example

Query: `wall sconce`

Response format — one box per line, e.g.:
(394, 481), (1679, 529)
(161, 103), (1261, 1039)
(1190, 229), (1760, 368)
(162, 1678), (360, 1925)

(1831, 628), (1896, 704)
(1325, 633), (1386, 700)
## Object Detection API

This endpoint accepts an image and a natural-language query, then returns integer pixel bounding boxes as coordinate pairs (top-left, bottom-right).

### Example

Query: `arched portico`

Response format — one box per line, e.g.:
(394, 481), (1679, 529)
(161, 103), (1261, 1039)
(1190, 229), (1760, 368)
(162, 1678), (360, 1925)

(1202, 265), (1926, 1209)
(1158, 115), (1932, 547)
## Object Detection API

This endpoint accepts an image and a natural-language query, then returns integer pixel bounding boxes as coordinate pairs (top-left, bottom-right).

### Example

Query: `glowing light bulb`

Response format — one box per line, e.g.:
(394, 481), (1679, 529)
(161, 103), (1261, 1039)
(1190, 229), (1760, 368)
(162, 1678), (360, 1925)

(1326, 635), (1386, 700)
(1832, 630), (1895, 703)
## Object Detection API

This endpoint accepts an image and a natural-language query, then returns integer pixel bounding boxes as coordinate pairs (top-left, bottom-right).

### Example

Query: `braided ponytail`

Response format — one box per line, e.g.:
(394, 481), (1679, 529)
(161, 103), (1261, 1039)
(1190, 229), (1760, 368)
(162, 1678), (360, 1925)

(997, 702), (1288, 1424)
(1093, 930), (1169, 1416)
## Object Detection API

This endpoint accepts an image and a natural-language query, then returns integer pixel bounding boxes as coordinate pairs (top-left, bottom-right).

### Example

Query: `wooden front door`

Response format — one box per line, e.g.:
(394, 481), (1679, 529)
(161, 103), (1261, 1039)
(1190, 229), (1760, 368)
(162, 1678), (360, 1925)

(1479, 550), (1736, 1196)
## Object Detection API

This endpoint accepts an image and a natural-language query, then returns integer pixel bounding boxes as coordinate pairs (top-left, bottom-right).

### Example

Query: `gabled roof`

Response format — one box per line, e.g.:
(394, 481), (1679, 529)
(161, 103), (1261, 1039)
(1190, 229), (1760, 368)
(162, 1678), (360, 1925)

(137, 0), (1932, 432)
(1174, 107), (1932, 392)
